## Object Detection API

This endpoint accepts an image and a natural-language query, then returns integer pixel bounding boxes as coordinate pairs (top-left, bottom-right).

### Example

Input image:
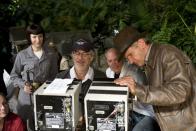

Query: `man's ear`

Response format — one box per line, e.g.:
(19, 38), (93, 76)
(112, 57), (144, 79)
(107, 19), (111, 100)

(90, 56), (94, 62)
(90, 52), (95, 62)
(137, 38), (146, 49)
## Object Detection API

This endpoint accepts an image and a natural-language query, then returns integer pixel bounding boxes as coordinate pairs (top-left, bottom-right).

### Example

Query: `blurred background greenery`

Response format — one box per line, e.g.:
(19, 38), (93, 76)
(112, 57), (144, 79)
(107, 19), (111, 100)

(0, 0), (196, 67)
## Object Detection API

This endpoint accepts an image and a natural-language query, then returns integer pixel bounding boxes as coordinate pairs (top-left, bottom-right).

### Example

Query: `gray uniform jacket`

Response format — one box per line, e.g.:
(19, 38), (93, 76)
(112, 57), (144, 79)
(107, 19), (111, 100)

(10, 45), (59, 105)
(136, 44), (196, 131)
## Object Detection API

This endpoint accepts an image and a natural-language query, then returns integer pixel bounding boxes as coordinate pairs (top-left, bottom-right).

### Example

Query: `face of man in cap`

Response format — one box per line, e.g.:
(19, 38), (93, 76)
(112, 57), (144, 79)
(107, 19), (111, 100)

(71, 50), (94, 69)
(124, 39), (149, 67)
(71, 39), (94, 70)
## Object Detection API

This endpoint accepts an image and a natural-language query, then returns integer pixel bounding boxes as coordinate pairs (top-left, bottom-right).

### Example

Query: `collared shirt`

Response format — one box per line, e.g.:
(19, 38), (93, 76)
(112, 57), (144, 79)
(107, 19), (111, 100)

(34, 49), (43, 59)
(106, 62), (155, 117)
(106, 67), (120, 79)
(69, 66), (94, 83)
(145, 43), (153, 64)
(135, 43), (155, 118)
(106, 67), (115, 78)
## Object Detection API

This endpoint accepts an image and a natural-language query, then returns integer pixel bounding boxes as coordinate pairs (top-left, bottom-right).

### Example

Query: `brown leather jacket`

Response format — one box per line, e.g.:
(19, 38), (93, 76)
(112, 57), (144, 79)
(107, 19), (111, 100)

(136, 44), (196, 131)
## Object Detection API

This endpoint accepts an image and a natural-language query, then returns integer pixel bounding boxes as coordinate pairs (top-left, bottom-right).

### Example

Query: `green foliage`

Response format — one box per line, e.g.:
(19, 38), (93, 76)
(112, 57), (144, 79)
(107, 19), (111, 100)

(13, 0), (130, 35)
(1, 0), (196, 64)
(152, 18), (172, 44)
(147, 0), (196, 64)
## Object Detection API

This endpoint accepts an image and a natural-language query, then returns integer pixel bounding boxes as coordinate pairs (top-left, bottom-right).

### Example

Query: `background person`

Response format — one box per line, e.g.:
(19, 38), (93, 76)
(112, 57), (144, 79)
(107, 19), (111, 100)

(0, 69), (6, 97)
(105, 47), (159, 131)
(113, 26), (196, 131)
(0, 48), (12, 97)
(10, 24), (59, 130)
(0, 35), (13, 97)
(0, 92), (26, 131)
(105, 48), (123, 79)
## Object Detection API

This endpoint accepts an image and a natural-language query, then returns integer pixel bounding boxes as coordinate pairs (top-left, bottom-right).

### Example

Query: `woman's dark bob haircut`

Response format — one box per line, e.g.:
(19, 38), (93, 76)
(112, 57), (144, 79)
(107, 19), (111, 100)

(0, 92), (7, 100)
(26, 24), (45, 45)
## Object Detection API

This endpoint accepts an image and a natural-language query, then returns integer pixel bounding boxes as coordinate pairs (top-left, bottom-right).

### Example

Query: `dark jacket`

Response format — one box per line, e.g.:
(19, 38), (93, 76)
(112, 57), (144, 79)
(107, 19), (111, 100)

(136, 44), (196, 131)
(56, 68), (106, 115)
(56, 68), (106, 79)
(56, 68), (106, 94)
(56, 69), (106, 99)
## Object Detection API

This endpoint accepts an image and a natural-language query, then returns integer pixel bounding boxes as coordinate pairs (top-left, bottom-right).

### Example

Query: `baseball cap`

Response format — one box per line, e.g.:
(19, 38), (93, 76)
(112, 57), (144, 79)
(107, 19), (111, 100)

(113, 26), (141, 60)
(72, 38), (94, 52)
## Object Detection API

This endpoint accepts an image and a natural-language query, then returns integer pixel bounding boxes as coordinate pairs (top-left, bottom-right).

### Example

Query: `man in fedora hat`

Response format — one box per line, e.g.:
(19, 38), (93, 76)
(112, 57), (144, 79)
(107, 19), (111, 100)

(113, 26), (196, 131)
(105, 47), (160, 131)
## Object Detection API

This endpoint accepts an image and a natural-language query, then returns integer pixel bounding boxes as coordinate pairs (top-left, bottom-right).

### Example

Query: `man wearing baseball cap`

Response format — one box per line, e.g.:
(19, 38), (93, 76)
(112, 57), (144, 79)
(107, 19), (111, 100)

(57, 38), (105, 80)
(113, 26), (196, 131)
(56, 38), (105, 130)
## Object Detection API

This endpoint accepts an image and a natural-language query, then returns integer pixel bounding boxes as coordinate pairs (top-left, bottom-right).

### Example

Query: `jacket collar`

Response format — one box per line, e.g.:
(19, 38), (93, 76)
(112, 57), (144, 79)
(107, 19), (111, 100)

(145, 43), (159, 69)
(26, 46), (35, 57)
(26, 45), (48, 61)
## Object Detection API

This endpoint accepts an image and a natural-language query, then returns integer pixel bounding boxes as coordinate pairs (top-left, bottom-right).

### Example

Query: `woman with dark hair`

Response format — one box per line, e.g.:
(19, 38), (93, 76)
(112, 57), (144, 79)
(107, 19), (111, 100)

(0, 92), (26, 131)
(10, 24), (59, 130)
(26, 24), (45, 45)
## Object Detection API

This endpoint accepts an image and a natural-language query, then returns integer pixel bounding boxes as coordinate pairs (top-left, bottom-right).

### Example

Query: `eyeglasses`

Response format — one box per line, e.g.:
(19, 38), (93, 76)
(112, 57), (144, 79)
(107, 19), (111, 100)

(72, 51), (91, 57)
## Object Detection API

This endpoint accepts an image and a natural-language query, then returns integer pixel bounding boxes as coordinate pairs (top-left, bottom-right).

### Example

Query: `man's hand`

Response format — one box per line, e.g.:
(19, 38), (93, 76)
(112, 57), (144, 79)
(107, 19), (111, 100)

(24, 82), (33, 94)
(114, 76), (136, 95)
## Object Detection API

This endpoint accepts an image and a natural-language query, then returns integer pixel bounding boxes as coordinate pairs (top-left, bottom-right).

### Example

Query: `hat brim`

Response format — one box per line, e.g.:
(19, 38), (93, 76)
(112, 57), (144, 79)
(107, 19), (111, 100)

(72, 38), (94, 52)
(72, 46), (92, 52)
(113, 26), (141, 60)
(117, 45), (130, 61)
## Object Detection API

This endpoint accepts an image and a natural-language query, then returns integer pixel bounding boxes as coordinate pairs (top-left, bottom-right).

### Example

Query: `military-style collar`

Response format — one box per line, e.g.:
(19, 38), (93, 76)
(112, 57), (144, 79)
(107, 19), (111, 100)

(26, 46), (36, 57)
(26, 45), (49, 61)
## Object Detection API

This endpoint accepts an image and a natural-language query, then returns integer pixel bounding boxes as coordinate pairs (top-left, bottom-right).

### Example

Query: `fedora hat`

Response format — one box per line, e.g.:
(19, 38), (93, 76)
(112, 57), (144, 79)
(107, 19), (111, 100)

(113, 26), (141, 59)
